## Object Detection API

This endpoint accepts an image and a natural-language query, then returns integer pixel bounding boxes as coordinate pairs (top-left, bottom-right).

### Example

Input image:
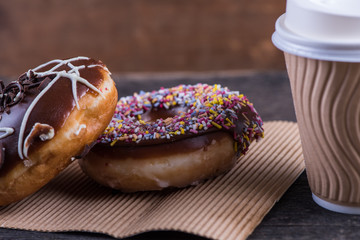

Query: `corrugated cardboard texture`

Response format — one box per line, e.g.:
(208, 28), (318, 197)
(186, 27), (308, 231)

(0, 121), (304, 240)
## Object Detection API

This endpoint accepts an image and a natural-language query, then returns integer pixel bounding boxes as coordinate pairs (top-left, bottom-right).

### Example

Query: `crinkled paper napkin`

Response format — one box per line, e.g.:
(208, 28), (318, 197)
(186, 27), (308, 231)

(0, 121), (305, 240)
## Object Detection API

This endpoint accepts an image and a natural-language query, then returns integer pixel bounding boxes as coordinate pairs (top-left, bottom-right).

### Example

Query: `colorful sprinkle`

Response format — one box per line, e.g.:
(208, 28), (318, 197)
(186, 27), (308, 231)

(98, 84), (264, 156)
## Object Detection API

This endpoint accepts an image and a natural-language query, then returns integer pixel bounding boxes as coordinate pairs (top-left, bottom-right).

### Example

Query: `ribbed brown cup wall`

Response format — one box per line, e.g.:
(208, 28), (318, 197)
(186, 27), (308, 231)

(285, 52), (360, 206)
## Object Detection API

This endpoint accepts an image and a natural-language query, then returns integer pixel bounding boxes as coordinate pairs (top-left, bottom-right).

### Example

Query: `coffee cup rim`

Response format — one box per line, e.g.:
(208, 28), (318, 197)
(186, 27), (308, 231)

(272, 14), (360, 62)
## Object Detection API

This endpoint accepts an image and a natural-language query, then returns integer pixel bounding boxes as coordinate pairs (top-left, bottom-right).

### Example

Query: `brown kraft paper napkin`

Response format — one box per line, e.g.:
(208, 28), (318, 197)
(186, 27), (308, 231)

(0, 121), (305, 240)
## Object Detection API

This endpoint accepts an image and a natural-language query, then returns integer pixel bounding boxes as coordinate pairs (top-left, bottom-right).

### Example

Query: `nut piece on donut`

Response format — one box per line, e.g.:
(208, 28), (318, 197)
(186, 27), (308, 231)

(0, 57), (118, 206)
(79, 84), (264, 192)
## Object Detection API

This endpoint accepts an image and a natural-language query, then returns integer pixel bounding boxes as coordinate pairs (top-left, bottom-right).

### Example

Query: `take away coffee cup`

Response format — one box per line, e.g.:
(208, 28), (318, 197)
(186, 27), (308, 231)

(272, 0), (360, 214)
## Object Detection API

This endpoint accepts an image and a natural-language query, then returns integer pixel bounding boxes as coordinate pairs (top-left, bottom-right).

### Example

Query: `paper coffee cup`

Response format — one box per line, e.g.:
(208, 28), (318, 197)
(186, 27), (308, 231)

(272, 0), (360, 214)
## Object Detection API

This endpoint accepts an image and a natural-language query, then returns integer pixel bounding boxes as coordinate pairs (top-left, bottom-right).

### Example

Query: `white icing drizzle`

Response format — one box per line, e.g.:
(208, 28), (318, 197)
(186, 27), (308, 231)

(75, 124), (86, 136)
(30, 56), (89, 73)
(39, 128), (55, 141)
(40, 71), (104, 110)
(23, 123), (54, 158)
(0, 127), (14, 139)
(13, 91), (22, 103)
(18, 57), (107, 160)
(88, 64), (110, 74)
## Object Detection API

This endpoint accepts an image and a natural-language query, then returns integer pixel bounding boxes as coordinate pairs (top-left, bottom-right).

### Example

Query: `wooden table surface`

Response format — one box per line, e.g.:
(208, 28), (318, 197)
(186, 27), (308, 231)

(1, 71), (360, 239)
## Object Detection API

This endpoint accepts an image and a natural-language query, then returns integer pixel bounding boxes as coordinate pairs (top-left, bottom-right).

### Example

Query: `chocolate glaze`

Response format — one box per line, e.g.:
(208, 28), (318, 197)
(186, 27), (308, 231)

(92, 131), (231, 160)
(0, 57), (106, 176)
(24, 123), (54, 150)
(111, 104), (257, 147)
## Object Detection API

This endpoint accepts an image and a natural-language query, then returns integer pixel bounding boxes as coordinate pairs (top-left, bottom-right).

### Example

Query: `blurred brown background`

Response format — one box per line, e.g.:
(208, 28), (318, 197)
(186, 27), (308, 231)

(0, 0), (286, 77)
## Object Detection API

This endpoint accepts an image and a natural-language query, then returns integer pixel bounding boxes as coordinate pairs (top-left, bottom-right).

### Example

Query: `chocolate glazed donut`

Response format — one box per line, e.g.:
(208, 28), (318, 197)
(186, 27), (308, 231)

(80, 84), (264, 192)
(0, 57), (118, 206)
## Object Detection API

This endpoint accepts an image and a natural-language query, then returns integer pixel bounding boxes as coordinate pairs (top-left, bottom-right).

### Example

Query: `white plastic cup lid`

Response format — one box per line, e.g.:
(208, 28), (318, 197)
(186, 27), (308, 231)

(272, 0), (360, 62)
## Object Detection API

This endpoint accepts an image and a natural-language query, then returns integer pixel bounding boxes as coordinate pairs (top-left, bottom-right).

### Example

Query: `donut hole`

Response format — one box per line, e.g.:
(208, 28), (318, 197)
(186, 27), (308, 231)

(141, 106), (188, 122)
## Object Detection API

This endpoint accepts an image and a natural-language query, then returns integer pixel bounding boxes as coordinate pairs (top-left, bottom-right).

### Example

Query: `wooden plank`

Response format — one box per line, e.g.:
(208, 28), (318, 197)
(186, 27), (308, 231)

(0, 0), (286, 77)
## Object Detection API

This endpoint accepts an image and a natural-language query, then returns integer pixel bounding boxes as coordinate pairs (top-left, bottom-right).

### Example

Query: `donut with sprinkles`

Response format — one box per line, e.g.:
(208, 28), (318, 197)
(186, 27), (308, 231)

(0, 57), (118, 206)
(79, 83), (264, 192)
